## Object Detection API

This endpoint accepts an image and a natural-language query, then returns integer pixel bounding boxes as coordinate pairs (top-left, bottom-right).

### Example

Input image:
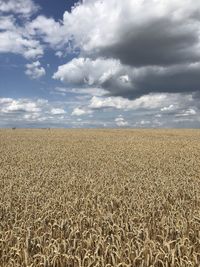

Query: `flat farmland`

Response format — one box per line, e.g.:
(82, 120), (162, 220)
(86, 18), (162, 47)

(1, 129), (200, 267)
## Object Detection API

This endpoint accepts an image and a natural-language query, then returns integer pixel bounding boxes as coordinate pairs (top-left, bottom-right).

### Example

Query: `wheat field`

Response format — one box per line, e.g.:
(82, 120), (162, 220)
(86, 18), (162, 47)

(0, 129), (200, 267)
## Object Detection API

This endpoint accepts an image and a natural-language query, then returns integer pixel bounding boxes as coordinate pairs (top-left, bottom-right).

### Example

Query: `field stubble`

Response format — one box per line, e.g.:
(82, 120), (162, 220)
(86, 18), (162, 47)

(0, 129), (200, 267)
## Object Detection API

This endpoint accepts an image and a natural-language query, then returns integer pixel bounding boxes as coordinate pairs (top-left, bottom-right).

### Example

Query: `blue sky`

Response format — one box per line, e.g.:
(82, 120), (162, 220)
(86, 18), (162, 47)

(0, 0), (200, 128)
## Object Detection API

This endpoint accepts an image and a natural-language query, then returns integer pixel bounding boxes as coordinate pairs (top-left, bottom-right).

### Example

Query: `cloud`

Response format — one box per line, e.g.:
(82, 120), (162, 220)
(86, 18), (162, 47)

(0, 0), (39, 17)
(115, 116), (128, 127)
(62, 0), (200, 66)
(51, 108), (66, 115)
(0, 30), (43, 59)
(0, 15), (16, 30)
(55, 51), (63, 58)
(0, 98), (13, 104)
(71, 107), (92, 116)
(0, 12), (43, 59)
(175, 108), (197, 117)
(138, 120), (151, 126)
(161, 105), (175, 112)
(27, 15), (65, 48)
(1, 99), (41, 113)
(66, 91), (200, 128)
(87, 92), (200, 122)
(89, 94), (179, 111)
(51, 0), (200, 102)
(53, 57), (121, 85)
(0, 96), (199, 128)
(0, 98), (71, 127)
(3, 0), (200, 100)
(1, 0), (200, 128)
(25, 61), (46, 79)
(54, 87), (108, 98)
(54, 57), (200, 99)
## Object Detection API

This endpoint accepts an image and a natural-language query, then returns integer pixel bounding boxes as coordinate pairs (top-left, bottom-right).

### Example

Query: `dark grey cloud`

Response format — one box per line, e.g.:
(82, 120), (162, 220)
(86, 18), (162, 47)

(53, 57), (200, 100)
(100, 18), (200, 67)
(102, 64), (200, 99)
(53, 0), (200, 102)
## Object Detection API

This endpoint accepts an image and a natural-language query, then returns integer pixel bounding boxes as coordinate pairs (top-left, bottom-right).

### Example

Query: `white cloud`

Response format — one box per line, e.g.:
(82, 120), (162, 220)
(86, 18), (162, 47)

(175, 108), (197, 117)
(0, 2), (43, 60)
(0, 30), (43, 59)
(62, 0), (200, 61)
(1, 0), (200, 128)
(53, 57), (121, 85)
(133, 120), (153, 128)
(161, 105), (175, 112)
(25, 61), (46, 79)
(89, 94), (173, 110)
(140, 120), (151, 126)
(0, 15), (16, 30)
(53, 57), (200, 101)
(184, 109), (196, 115)
(71, 107), (92, 116)
(27, 15), (65, 48)
(23, 113), (40, 121)
(55, 51), (63, 58)
(0, 98), (13, 104)
(54, 87), (108, 97)
(1, 99), (41, 113)
(115, 116), (128, 127)
(155, 114), (162, 118)
(0, 0), (39, 16)
(119, 75), (130, 83)
(51, 108), (66, 115)
(50, 0), (200, 103)
(0, 98), (71, 126)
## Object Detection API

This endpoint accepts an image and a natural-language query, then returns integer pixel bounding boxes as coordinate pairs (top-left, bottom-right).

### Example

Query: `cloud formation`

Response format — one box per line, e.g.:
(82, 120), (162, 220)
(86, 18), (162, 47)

(25, 61), (46, 79)
(115, 116), (128, 127)
(53, 57), (121, 85)
(52, 0), (200, 101)
(51, 108), (66, 115)
(63, 0), (200, 66)
(0, 2), (43, 59)
(1, 0), (200, 127)
(71, 107), (92, 116)
(0, 0), (39, 16)
(0, 98), (70, 127)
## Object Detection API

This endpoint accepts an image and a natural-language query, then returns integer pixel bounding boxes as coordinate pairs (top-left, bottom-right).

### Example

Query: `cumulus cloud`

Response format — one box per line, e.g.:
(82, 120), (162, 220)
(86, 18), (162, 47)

(138, 120), (151, 126)
(161, 105), (175, 112)
(1, 99), (41, 113)
(53, 58), (200, 99)
(71, 107), (92, 116)
(3, 0), (200, 99)
(51, 0), (200, 101)
(53, 57), (121, 85)
(27, 15), (66, 48)
(0, 0), (39, 17)
(2, 0), (200, 128)
(0, 15), (16, 30)
(0, 8), (43, 59)
(51, 108), (66, 115)
(175, 108), (197, 117)
(0, 30), (43, 59)
(55, 51), (63, 58)
(63, 0), (200, 66)
(0, 98), (70, 127)
(89, 94), (181, 111)
(115, 116), (128, 127)
(56, 87), (107, 96)
(25, 61), (46, 79)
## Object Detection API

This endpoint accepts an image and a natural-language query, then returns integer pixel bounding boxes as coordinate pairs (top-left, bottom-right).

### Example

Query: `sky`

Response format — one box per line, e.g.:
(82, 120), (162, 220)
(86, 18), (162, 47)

(0, 0), (200, 128)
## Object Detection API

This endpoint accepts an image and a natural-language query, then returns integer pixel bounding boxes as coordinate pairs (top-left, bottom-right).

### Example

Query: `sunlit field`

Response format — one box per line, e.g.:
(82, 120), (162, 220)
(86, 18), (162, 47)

(1, 129), (200, 267)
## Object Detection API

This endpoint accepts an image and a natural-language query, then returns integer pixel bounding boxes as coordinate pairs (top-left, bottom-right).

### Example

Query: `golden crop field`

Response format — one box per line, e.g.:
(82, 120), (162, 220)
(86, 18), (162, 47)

(1, 129), (200, 267)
